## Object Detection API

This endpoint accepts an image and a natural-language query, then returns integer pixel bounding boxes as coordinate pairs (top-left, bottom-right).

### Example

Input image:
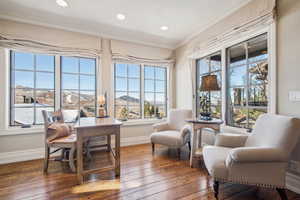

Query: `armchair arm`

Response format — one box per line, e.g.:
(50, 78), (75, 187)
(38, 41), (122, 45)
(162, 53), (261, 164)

(153, 122), (169, 132)
(215, 133), (248, 148)
(180, 124), (192, 139)
(227, 147), (288, 165)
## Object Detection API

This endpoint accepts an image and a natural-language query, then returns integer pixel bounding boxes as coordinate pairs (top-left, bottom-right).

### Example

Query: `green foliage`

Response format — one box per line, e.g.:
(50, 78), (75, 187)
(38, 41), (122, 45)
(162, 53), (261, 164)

(120, 107), (128, 120)
(144, 102), (159, 118)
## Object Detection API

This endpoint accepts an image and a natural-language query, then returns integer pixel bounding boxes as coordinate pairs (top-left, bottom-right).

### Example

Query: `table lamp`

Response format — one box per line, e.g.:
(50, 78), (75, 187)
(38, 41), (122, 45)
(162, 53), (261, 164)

(97, 92), (108, 118)
(199, 74), (220, 120)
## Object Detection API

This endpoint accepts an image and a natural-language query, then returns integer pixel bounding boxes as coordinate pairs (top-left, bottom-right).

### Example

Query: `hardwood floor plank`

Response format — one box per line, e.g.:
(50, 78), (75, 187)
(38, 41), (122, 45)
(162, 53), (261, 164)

(0, 144), (299, 200)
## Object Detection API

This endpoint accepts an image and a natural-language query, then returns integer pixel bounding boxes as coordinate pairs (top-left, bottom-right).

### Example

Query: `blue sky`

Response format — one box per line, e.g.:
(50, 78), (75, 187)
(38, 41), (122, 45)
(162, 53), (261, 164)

(14, 52), (96, 90)
(13, 52), (166, 103)
(115, 64), (166, 103)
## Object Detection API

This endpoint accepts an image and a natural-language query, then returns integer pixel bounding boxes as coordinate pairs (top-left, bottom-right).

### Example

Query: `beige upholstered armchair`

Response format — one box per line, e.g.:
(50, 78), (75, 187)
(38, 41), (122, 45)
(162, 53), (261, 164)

(203, 114), (300, 200)
(150, 109), (192, 159)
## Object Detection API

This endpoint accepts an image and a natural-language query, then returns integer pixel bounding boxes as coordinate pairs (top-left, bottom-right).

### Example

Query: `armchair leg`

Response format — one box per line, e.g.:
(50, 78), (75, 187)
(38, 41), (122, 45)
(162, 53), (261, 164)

(213, 180), (219, 200)
(152, 143), (155, 154)
(177, 148), (181, 160)
(276, 188), (288, 200)
(188, 141), (191, 152)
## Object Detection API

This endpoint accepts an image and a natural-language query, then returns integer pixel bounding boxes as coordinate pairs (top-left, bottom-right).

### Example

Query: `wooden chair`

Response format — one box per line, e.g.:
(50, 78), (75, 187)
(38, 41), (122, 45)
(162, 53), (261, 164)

(42, 110), (77, 173)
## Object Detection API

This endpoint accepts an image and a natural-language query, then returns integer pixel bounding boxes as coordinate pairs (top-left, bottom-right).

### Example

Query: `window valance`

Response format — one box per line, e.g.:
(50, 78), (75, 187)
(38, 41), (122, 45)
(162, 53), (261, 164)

(111, 53), (174, 66)
(0, 19), (102, 57)
(188, 0), (276, 59)
(187, 0), (276, 117)
(110, 39), (174, 66)
(0, 34), (101, 58)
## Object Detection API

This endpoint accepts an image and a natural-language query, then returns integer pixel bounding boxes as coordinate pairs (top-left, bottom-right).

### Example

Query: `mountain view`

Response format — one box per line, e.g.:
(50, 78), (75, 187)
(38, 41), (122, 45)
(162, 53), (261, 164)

(13, 87), (166, 124)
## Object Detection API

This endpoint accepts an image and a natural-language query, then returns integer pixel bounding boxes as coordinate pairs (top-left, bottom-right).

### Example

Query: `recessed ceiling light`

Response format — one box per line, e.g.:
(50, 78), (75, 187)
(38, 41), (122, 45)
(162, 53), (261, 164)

(116, 14), (126, 21)
(56, 0), (68, 8)
(160, 26), (168, 31)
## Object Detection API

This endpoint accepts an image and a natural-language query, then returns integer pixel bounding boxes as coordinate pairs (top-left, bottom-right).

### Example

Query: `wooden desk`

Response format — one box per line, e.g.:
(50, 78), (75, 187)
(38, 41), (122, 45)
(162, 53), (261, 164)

(186, 118), (223, 168)
(74, 117), (122, 184)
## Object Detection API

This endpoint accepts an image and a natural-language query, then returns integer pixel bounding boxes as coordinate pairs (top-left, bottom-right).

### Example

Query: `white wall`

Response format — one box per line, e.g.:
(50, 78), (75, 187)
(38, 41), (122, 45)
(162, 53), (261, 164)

(277, 0), (300, 163)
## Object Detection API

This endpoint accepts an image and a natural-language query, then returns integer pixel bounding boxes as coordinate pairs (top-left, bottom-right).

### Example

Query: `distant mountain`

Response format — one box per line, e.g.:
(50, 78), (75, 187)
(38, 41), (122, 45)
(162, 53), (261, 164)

(118, 95), (140, 103)
(117, 95), (163, 105)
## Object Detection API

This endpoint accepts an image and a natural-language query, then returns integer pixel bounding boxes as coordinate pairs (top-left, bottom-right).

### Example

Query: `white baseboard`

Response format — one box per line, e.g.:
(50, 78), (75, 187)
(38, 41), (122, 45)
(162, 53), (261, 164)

(286, 172), (300, 194)
(0, 136), (150, 165)
(0, 148), (46, 164)
(119, 135), (150, 146)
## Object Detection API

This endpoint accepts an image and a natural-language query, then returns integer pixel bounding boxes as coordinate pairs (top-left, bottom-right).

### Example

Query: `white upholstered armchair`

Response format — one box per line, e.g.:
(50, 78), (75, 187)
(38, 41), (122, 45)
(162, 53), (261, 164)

(203, 114), (300, 200)
(150, 109), (192, 159)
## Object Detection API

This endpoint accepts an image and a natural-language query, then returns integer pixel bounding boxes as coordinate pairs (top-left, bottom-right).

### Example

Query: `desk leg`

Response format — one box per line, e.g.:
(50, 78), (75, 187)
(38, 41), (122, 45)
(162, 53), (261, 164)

(77, 135), (84, 184)
(107, 135), (111, 152)
(190, 125), (197, 168)
(115, 129), (120, 177)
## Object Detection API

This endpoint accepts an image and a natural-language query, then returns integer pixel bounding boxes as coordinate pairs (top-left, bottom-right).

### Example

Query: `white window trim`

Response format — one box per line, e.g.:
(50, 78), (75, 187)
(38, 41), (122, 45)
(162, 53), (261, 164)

(192, 22), (277, 132)
(0, 49), (101, 135)
(111, 61), (171, 124)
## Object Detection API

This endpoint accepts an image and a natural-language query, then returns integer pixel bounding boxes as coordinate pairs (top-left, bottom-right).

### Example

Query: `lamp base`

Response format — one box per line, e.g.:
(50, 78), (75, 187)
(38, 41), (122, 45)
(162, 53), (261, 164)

(199, 112), (212, 121)
(96, 116), (110, 118)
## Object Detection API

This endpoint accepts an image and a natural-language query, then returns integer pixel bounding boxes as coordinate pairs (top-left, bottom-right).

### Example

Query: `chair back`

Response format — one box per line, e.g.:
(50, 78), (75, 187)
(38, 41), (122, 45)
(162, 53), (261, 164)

(168, 109), (192, 130)
(245, 114), (300, 155)
(42, 110), (64, 139)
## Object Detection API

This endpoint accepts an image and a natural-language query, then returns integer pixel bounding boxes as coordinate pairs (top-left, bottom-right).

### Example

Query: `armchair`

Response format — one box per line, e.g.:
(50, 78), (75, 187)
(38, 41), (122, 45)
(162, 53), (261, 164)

(150, 109), (192, 159)
(203, 114), (300, 200)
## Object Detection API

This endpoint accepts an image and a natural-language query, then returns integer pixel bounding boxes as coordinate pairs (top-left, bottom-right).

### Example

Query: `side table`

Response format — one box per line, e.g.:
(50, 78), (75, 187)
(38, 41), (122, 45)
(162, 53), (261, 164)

(186, 118), (223, 167)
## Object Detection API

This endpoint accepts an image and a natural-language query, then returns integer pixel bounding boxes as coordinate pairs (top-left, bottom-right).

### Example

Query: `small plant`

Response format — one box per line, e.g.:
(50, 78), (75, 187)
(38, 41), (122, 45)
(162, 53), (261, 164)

(120, 107), (128, 121)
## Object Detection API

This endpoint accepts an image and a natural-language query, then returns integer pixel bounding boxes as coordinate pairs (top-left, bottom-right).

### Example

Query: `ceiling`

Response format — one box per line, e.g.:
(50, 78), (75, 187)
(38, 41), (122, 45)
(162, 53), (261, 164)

(0, 0), (252, 49)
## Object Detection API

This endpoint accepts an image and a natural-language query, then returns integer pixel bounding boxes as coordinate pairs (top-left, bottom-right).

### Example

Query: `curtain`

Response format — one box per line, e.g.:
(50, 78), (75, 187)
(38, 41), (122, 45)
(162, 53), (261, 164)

(189, 59), (197, 117)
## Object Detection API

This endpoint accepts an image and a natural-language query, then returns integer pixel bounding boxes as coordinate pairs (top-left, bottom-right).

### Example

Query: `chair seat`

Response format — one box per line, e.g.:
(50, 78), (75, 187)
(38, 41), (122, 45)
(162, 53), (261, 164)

(150, 130), (185, 147)
(49, 134), (77, 144)
(203, 145), (232, 179)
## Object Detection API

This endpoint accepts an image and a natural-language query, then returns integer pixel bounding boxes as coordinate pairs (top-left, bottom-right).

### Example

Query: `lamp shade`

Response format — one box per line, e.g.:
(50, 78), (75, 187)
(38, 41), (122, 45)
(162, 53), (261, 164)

(98, 95), (106, 105)
(199, 74), (220, 91)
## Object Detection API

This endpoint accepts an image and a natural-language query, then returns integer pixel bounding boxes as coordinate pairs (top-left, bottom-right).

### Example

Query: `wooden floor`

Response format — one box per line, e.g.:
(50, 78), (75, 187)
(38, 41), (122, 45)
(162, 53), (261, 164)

(0, 144), (299, 200)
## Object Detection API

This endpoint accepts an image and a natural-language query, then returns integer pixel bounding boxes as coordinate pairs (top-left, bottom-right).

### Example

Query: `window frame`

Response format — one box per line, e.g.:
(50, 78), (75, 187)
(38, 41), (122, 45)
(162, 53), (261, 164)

(113, 62), (169, 121)
(114, 63), (142, 120)
(192, 23), (276, 132)
(226, 34), (268, 129)
(143, 65), (168, 119)
(8, 51), (98, 127)
(195, 51), (222, 119)
(9, 51), (56, 126)
(60, 56), (98, 119)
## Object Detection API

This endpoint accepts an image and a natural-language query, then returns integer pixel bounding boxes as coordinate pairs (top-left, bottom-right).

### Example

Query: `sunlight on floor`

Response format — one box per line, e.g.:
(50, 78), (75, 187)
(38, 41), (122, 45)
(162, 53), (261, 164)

(71, 179), (142, 194)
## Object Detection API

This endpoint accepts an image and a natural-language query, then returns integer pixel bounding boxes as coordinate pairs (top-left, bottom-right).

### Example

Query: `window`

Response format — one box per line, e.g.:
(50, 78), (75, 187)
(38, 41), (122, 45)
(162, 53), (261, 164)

(196, 52), (222, 119)
(9, 51), (97, 126)
(226, 34), (268, 128)
(114, 63), (141, 120)
(10, 51), (55, 125)
(114, 63), (167, 120)
(144, 66), (167, 118)
(61, 56), (97, 121)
